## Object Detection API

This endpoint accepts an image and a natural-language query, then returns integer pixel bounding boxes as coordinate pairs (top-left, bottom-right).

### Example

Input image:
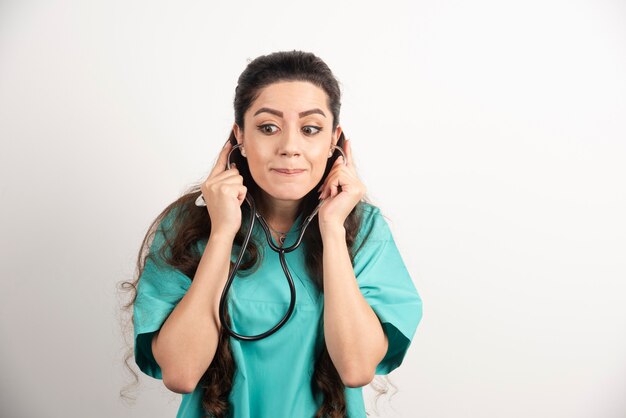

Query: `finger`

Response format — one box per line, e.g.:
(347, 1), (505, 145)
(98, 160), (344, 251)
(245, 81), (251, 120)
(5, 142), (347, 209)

(325, 167), (357, 199)
(207, 166), (243, 185)
(320, 186), (328, 200)
(325, 155), (343, 177)
(329, 173), (343, 199)
(236, 185), (248, 206)
(343, 144), (359, 177)
(320, 172), (339, 199)
(345, 139), (352, 167)
(318, 158), (349, 197)
(209, 141), (233, 177)
(318, 164), (339, 195)
(207, 163), (236, 179)
(211, 172), (243, 185)
(318, 174), (330, 199)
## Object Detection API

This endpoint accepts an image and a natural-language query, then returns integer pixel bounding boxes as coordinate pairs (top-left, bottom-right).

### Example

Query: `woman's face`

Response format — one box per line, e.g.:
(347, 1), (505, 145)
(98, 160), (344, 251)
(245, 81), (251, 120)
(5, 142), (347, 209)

(233, 81), (342, 204)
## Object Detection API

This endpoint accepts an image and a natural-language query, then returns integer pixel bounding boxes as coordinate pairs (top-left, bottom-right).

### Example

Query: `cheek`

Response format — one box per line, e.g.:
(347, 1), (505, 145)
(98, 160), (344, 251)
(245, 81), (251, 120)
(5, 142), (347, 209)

(311, 153), (329, 180)
(243, 144), (268, 169)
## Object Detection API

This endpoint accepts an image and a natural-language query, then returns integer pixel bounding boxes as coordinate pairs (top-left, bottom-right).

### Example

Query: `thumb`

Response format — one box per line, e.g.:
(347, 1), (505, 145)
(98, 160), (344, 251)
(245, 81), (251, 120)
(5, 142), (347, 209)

(210, 140), (233, 177)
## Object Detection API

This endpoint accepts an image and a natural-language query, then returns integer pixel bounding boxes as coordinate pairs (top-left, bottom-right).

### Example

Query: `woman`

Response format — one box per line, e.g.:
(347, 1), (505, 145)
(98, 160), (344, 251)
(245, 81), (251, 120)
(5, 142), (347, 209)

(127, 50), (422, 417)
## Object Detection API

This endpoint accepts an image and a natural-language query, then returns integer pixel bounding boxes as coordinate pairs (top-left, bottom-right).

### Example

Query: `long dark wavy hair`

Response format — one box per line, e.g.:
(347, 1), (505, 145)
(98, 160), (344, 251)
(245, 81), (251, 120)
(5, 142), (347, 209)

(119, 50), (396, 417)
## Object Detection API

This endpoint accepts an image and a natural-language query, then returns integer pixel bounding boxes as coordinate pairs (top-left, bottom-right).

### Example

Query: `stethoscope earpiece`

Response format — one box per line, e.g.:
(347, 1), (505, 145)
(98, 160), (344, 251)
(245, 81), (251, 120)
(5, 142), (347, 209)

(329, 144), (346, 161)
(227, 143), (243, 170)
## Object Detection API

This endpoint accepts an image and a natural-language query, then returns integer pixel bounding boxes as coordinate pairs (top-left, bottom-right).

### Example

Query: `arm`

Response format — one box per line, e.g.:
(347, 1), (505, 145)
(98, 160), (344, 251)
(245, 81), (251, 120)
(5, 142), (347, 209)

(151, 232), (233, 394)
(320, 225), (389, 388)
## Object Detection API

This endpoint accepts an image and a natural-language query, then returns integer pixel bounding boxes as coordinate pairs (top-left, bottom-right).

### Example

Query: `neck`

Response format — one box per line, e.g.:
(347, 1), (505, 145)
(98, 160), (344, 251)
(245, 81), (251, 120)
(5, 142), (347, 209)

(258, 189), (302, 231)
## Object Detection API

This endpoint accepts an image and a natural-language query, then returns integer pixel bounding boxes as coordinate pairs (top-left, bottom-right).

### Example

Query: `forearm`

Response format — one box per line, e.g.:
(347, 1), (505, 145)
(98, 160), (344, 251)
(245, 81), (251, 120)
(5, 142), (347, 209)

(321, 225), (389, 388)
(151, 232), (233, 393)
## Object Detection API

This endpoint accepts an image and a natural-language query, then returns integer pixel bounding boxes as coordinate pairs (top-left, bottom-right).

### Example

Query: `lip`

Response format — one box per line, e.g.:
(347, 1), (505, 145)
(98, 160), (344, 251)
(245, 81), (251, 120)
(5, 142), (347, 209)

(272, 169), (306, 175)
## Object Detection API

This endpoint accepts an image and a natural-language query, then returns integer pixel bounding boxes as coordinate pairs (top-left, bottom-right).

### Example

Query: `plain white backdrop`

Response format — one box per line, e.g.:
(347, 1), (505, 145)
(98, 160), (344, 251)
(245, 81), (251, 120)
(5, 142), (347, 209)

(1, 1), (625, 417)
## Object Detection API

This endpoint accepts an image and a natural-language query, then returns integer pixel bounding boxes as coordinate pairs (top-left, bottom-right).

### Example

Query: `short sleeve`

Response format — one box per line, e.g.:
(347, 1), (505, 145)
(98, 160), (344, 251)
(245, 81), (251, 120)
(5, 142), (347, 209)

(353, 204), (423, 375)
(133, 210), (192, 379)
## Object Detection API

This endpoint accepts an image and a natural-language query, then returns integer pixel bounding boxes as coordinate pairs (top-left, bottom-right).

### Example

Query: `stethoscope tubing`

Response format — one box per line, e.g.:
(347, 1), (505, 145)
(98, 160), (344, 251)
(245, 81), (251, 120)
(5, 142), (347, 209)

(195, 143), (347, 341)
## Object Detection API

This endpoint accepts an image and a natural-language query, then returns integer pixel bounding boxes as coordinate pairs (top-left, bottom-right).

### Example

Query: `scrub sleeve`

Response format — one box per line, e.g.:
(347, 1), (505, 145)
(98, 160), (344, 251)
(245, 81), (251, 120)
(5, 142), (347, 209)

(340, 204), (423, 416)
(352, 204), (423, 375)
(133, 209), (192, 380)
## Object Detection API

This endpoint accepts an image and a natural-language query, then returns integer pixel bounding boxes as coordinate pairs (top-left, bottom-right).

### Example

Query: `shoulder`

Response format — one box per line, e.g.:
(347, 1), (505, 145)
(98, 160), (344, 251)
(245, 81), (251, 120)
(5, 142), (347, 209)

(152, 206), (179, 241)
(355, 201), (383, 223)
(147, 203), (188, 258)
(353, 201), (393, 252)
(356, 201), (391, 234)
(153, 199), (198, 242)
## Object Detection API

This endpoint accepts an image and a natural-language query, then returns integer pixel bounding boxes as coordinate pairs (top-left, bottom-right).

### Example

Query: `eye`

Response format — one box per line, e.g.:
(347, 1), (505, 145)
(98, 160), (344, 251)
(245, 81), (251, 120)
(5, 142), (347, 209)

(302, 125), (322, 136)
(257, 124), (279, 135)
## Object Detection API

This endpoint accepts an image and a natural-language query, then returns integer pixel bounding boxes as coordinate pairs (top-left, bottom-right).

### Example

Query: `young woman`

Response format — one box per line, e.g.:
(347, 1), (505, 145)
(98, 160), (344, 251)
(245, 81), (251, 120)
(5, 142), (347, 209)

(128, 50), (422, 418)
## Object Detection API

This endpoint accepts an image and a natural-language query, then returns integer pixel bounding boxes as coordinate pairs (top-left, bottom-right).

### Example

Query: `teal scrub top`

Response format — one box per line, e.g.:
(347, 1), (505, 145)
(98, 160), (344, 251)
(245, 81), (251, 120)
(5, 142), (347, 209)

(133, 202), (423, 418)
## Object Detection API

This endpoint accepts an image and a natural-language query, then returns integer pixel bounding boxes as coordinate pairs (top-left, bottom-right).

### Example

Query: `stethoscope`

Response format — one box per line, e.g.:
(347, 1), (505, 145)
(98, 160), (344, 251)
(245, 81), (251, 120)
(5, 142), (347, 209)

(194, 143), (347, 341)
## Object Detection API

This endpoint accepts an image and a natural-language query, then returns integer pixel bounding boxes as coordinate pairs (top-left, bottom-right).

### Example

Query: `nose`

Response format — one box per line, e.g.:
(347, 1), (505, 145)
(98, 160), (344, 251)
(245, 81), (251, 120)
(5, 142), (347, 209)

(278, 125), (301, 157)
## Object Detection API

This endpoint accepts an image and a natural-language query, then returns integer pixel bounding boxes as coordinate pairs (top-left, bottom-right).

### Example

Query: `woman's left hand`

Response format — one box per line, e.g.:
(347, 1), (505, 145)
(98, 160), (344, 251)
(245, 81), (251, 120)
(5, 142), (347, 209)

(317, 139), (366, 232)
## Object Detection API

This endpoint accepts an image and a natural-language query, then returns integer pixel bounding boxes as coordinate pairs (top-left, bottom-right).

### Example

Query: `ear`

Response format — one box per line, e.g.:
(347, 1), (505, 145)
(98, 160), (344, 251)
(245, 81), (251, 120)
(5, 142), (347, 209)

(232, 123), (244, 145)
(332, 125), (343, 147)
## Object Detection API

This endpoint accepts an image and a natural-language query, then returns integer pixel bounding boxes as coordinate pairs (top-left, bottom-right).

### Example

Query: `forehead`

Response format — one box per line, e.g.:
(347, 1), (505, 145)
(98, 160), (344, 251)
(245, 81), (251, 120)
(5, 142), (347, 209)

(248, 81), (329, 115)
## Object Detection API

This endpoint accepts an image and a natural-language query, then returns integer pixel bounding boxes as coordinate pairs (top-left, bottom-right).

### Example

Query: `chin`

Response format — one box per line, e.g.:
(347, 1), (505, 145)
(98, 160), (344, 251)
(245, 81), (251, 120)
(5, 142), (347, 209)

(263, 186), (310, 201)
(270, 191), (308, 201)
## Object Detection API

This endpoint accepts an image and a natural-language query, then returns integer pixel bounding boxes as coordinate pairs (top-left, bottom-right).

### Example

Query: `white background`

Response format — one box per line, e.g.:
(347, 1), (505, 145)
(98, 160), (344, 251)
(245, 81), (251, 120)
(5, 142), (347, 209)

(1, 1), (625, 417)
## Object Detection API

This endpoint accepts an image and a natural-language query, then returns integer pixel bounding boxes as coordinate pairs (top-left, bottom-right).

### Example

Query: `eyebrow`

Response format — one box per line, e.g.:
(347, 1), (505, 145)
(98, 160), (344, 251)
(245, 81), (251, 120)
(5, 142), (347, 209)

(253, 107), (326, 118)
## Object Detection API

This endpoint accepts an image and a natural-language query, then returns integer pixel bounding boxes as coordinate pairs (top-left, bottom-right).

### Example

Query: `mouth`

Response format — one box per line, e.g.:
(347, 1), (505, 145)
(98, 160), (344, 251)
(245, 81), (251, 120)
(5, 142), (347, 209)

(272, 169), (306, 176)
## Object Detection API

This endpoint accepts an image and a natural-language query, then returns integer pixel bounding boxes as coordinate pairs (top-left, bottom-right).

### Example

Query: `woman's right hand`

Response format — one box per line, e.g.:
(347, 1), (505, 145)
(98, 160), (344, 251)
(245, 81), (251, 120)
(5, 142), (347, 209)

(201, 141), (247, 239)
